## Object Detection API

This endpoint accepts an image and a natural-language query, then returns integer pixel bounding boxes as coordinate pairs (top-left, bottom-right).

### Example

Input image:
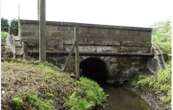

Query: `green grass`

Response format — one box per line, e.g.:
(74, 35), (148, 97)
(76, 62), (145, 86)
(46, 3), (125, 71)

(128, 62), (171, 104)
(12, 93), (54, 110)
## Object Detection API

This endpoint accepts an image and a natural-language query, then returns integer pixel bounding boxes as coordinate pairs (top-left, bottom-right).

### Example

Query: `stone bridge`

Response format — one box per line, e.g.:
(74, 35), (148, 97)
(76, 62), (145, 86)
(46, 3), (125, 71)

(18, 20), (155, 83)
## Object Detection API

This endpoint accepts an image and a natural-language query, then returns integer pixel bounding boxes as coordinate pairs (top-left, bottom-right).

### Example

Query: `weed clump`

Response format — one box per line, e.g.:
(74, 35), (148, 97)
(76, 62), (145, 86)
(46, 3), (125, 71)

(12, 97), (23, 109)
(65, 77), (107, 110)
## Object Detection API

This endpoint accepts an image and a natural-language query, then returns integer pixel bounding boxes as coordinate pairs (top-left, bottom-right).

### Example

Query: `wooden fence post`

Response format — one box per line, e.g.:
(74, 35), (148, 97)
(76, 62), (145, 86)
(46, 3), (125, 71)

(22, 42), (28, 59)
(74, 27), (80, 79)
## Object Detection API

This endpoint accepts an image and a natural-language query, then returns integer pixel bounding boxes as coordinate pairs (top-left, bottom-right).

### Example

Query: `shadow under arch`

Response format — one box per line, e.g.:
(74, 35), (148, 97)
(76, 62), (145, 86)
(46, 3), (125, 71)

(80, 57), (108, 84)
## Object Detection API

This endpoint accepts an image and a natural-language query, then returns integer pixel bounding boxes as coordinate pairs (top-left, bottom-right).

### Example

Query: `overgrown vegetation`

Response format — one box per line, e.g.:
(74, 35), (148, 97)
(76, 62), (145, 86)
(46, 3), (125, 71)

(2, 59), (107, 110)
(152, 21), (171, 54)
(129, 62), (171, 104)
(1, 18), (9, 32)
(12, 94), (55, 110)
(65, 77), (107, 110)
(10, 19), (18, 35)
(128, 21), (171, 105)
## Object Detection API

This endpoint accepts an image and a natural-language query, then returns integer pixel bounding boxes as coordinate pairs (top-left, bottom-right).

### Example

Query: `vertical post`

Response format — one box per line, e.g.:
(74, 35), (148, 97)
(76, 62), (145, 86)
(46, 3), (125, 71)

(39, 0), (46, 62)
(18, 3), (21, 37)
(74, 27), (80, 79)
(22, 42), (28, 59)
(37, 0), (40, 20)
(14, 3), (21, 59)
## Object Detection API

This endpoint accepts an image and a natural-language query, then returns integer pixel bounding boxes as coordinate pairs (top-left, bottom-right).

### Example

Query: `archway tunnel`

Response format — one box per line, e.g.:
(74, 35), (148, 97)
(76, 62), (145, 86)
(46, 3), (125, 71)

(80, 57), (108, 84)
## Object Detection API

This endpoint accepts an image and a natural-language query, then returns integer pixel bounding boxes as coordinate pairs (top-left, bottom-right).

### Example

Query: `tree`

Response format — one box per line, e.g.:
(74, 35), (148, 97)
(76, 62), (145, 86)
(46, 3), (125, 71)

(10, 19), (18, 36)
(1, 18), (9, 32)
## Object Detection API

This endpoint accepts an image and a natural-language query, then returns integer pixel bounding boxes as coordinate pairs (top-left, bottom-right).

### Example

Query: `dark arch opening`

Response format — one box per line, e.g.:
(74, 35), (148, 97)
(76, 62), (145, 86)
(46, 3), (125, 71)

(80, 57), (108, 84)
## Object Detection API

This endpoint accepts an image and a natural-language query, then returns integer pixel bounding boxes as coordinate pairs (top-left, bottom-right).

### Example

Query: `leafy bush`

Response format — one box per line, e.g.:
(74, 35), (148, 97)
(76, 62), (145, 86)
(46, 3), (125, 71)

(152, 21), (171, 54)
(65, 77), (107, 110)
(1, 31), (8, 40)
(128, 62), (171, 104)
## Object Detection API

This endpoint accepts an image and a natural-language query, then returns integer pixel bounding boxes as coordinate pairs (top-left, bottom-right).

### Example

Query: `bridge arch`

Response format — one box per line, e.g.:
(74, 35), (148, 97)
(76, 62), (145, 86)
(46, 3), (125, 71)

(80, 57), (108, 84)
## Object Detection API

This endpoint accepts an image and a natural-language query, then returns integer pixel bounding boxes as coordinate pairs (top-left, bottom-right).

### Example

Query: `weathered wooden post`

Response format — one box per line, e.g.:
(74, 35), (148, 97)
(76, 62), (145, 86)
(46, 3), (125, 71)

(38, 0), (46, 61)
(74, 27), (80, 79)
(22, 42), (28, 59)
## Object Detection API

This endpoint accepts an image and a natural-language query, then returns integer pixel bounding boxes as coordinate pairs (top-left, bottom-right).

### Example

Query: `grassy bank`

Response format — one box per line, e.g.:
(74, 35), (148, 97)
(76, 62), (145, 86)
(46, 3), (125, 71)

(128, 62), (171, 105)
(1, 59), (107, 110)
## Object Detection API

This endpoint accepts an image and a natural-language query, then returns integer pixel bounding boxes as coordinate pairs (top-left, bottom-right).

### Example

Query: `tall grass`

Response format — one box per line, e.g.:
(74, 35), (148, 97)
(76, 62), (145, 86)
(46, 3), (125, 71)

(129, 62), (171, 104)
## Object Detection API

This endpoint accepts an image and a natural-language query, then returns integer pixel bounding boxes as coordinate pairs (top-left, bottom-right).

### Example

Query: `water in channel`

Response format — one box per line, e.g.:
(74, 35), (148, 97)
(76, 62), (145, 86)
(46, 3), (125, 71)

(104, 86), (152, 110)
(79, 57), (152, 110)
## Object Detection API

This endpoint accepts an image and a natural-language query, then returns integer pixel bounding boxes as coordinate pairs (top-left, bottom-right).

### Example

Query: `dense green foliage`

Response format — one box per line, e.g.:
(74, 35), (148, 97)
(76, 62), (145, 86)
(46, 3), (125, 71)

(152, 21), (171, 54)
(1, 18), (18, 35)
(1, 18), (9, 32)
(65, 77), (107, 110)
(10, 19), (18, 36)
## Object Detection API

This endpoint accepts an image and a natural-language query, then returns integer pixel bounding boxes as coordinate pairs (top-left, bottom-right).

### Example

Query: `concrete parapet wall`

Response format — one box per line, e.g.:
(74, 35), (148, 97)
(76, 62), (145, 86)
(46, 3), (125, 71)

(20, 20), (152, 54)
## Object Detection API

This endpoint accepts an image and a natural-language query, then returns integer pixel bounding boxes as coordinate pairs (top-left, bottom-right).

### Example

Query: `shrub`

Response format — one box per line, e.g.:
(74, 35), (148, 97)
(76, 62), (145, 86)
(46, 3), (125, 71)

(1, 31), (8, 40)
